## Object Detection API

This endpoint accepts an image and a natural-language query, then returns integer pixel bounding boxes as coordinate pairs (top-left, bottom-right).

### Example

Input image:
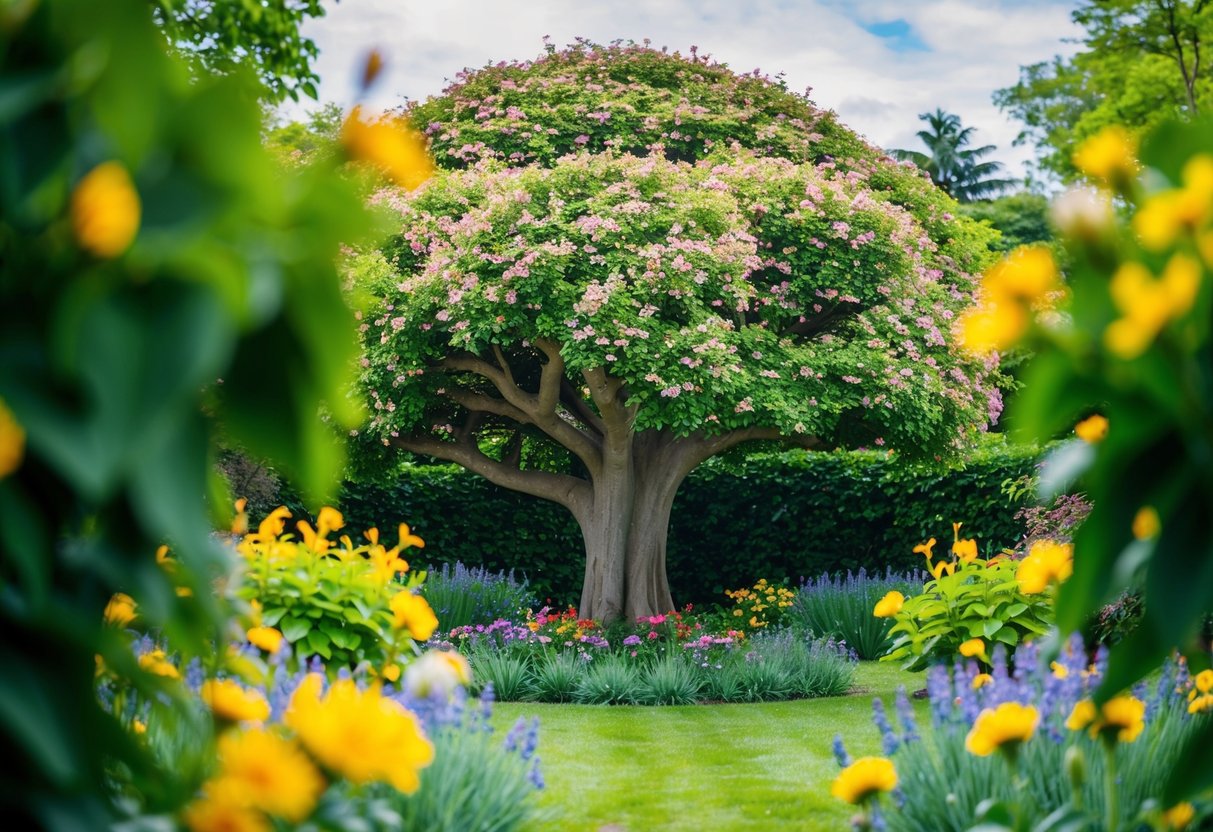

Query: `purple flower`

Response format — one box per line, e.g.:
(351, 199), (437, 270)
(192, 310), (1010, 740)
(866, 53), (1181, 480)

(623, 635), (642, 647)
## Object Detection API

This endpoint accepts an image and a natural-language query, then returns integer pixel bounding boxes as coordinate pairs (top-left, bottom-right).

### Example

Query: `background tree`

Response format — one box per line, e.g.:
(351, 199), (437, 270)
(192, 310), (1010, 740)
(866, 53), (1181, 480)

(997, 0), (1213, 181)
(151, 0), (330, 102)
(958, 192), (1053, 253)
(891, 109), (1016, 201)
(351, 43), (1002, 621)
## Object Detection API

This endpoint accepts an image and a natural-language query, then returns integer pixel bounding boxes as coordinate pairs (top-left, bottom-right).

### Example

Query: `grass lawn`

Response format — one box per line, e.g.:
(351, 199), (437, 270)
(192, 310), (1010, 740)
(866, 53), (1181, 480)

(493, 662), (925, 832)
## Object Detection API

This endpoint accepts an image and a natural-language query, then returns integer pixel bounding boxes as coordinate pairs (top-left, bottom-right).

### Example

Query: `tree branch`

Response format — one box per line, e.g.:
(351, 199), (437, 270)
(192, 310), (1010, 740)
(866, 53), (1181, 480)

(582, 366), (634, 433)
(560, 378), (606, 435)
(390, 432), (590, 516)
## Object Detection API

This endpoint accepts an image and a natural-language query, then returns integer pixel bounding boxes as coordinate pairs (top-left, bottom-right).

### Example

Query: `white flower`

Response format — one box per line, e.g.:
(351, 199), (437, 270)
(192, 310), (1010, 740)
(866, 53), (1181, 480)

(404, 650), (472, 699)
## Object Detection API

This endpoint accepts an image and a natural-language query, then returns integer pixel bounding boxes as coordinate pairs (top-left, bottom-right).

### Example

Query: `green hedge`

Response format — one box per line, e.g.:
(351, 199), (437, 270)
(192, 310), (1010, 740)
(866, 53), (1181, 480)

(333, 443), (1040, 608)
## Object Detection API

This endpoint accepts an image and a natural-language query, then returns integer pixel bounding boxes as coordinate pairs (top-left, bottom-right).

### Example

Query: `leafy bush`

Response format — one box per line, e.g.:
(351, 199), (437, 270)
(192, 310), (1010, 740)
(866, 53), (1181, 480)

(233, 505), (427, 667)
(339, 440), (1039, 606)
(638, 655), (703, 706)
(723, 578), (796, 632)
(529, 652), (581, 703)
(789, 568), (923, 660)
(573, 655), (643, 705)
(881, 535), (1058, 671)
(468, 650), (532, 702)
(421, 562), (536, 631)
(835, 638), (1211, 831)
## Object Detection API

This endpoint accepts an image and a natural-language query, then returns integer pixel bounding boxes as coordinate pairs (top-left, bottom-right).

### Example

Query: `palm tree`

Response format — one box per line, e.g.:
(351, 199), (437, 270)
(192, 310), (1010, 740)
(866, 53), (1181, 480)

(892, 109), (1017, 202)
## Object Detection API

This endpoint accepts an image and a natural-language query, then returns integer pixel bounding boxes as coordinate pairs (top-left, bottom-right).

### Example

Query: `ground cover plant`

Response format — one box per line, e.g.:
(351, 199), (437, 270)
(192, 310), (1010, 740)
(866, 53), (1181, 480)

(834, 638), (1212, 831)
(789, 568), (923, 660)
(350, 40), (1004, 621)
(431, 600), (856, 705)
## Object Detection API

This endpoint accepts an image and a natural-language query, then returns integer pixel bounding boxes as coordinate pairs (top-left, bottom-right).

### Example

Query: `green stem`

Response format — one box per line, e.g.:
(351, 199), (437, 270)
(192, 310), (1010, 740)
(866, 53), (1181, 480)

(1103, 741), (1119, 832)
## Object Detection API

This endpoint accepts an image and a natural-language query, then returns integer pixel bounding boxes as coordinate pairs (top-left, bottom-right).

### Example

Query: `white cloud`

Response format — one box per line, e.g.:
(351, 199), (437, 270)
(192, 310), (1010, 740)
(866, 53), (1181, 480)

(294, 0), (1081, 182)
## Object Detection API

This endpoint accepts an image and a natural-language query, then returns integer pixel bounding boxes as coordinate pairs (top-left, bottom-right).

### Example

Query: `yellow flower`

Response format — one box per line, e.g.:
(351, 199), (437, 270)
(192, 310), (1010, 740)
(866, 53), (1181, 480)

(972, 673), (993, 690)
(246, 626), (284, 654)
(1133, 155), (1213, 250)
(930, 559), (956, 580)
(959, 638), (985, 659)
(957, 302), (1028, 356)
(952, 538), (979, 563)
(1188, 693), (1213, 714)
(873, 591), (905, 619)
(1195, 669), (1213, 693)
(390, 591), (439, 641)
(1105, 255), (1201, 359)
(132, 719), (147, 735)
(71, 161), (141, 258)
(983, 246), (1058, 304)
(830, 756), (897, 805)
(1072, 126), (1138, 183)
(104, 592), (137, 627)
(286, 674), (434, 793)
(201, 679), (271, 724)
(1067, 696), (1146, 743)
(0, 398), (24, 479)
(1016, 540), (1073, 594)
(139, 648), (179, 679)
(183, 797), (270, 832)
(965, 702), (1039, 756)
(382, 663), (401, 683)
(1065, 699), (1096, 732)
(255, 506), (292, 542)
(1163, 802), (1195, 831)
(341, 107), (434, 190)
(913, 537), (937, 559)
(207, 728), (324, 822)
(1074, 414), (1108, 444)
(1051, 661), (1069, 680)
(1132, 506), (1161, 540)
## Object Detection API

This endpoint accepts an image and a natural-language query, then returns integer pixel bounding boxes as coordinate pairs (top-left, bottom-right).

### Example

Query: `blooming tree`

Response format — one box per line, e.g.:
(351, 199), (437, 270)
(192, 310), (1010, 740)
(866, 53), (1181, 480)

(352, 42), (1002, 620)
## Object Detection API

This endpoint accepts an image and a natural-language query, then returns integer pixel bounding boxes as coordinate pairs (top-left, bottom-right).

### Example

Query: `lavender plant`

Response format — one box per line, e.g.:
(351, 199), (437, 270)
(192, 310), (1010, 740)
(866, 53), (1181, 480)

(421, 562), (536, 631)
(789, 568), (923, 660)
(836, 636), (1210, 831)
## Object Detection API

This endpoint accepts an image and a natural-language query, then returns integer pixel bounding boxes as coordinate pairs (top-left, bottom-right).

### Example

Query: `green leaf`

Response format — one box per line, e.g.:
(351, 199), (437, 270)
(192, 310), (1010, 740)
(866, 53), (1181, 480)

(280, 616), (311, 643)
(1164, 719), (1213, 803)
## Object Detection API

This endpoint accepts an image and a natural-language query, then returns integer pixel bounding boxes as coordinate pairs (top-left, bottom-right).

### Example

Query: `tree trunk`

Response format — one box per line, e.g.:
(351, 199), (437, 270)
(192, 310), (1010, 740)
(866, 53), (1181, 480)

(623, 463), (681, 619)
(576, 437), (633, 621)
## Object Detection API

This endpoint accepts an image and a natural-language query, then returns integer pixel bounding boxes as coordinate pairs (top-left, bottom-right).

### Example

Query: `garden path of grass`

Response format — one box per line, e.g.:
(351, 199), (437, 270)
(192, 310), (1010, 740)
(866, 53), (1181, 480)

(493, 662), (926, 832)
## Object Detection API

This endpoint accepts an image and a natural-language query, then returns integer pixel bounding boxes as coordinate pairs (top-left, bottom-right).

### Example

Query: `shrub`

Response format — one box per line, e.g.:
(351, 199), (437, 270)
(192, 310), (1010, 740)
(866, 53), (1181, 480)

(881, 532), (1058, 671)
(723, 578), (796, 632)
(467, 650), (532, 702)
(789, 568), (922, 660)
(529, 652), (581, 703)
(573, 655), (643, 705)
(421, 562), (536, 631)
(835, 638), (1211, 831)
(233, 505), (428, 668)
(638, 655), (703, 706)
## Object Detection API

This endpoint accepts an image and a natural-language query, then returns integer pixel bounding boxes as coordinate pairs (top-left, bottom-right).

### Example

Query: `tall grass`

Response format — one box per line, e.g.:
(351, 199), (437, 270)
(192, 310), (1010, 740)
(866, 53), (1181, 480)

(788, 567), (922, 660)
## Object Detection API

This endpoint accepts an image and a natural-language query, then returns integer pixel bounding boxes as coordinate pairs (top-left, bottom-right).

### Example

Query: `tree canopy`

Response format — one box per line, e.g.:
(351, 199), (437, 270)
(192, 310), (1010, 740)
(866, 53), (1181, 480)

(996, 0), (1213, 181)
(151, 0), (329, 102)
(351, 42), (1001, 619)
(891, 109), (1016, 202)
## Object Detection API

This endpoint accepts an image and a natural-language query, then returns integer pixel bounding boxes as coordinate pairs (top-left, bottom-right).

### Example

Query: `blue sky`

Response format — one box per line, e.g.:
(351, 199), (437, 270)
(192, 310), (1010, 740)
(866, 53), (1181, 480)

(294, 0), (1080, 182)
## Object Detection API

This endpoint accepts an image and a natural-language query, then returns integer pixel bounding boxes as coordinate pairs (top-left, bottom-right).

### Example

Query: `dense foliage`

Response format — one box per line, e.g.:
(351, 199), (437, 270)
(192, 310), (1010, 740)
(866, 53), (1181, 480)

(350, 41), (1002, 620)
(996, 0), (1213, 181)
(838, 639), (1210, 831)
(0, 1), (375, 825)
(991, 119), (1213, 801)
(335, 444), (1039, 605)
(891, 109), (1015, 202)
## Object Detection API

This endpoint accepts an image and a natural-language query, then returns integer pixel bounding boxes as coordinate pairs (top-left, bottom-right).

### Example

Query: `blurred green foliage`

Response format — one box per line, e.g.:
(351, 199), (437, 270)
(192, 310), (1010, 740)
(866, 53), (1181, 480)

(0, 0), (369, 824)
(1008, 117), (1213, 802)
